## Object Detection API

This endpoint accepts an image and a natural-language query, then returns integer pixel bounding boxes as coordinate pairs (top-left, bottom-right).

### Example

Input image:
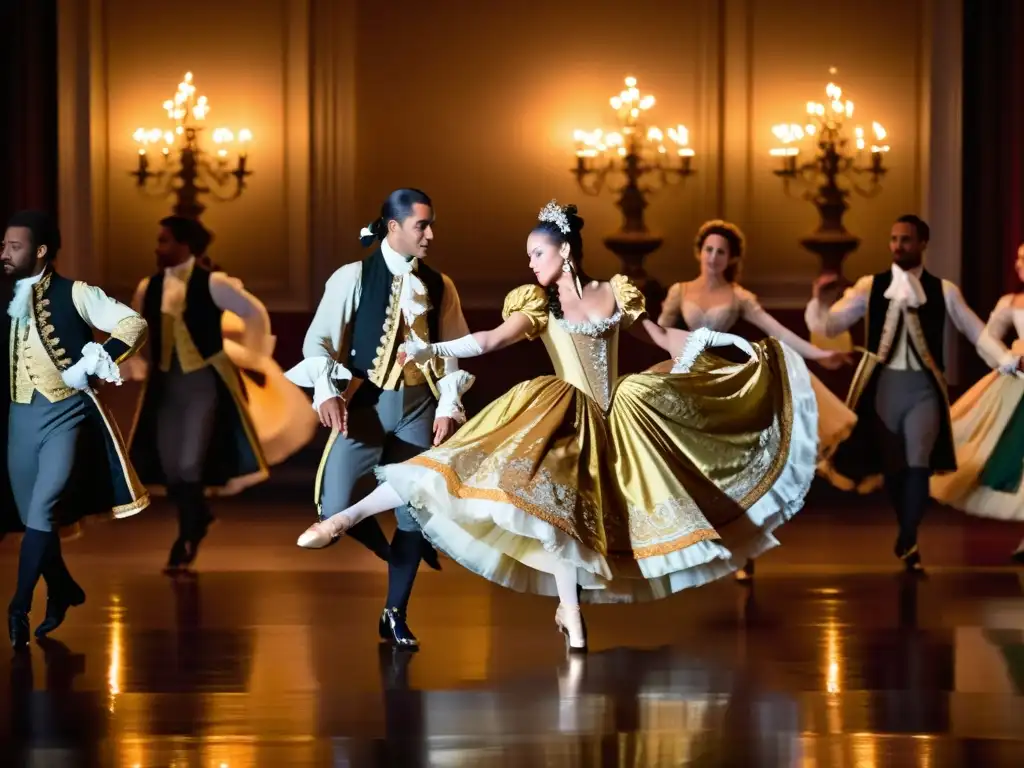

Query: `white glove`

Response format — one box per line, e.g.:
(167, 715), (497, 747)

(401, 334), (484, 366)
(61, 358), (91, 391)
(61, 342), (123, 391)
(400, 338), (433, 366)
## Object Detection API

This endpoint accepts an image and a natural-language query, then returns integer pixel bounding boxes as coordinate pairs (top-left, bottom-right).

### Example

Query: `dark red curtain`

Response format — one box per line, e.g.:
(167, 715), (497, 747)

(961, 0), (1024, 381)
(0, 1), (58, 222)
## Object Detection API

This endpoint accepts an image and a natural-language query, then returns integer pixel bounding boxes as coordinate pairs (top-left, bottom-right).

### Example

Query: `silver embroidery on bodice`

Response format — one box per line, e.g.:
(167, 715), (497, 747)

(556, 311), (621, 413)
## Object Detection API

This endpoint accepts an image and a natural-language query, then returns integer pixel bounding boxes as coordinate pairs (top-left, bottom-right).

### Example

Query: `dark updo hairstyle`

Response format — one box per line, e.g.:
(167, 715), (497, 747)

(531, 202), (588, 320)
(7, 210), (61, 262)
(694, 219), (745, 283)
(359, 188), (433, 247)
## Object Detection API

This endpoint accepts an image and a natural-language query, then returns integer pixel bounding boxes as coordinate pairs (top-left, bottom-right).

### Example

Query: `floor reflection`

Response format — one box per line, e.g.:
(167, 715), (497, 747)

(0, 504), (1023, 766)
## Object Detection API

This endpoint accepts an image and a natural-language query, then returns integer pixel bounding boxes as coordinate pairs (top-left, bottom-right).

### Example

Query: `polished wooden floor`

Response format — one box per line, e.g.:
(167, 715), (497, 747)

(1, 486), (1023, 767)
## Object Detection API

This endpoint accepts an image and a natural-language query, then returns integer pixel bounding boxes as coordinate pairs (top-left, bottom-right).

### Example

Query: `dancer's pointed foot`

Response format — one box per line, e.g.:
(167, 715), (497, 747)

(555, 604), (587, 653)
(297, 514), (354, 548)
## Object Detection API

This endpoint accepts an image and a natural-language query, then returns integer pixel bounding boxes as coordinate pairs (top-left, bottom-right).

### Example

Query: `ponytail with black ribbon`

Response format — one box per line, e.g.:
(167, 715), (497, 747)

(359, 217), (386, 248)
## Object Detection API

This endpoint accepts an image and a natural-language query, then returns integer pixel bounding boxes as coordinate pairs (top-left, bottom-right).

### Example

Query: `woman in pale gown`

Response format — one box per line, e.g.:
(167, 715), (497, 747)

(658, 220), (857, 581)
(295, 201), (819, 652)
(931, 245), (1024, 562)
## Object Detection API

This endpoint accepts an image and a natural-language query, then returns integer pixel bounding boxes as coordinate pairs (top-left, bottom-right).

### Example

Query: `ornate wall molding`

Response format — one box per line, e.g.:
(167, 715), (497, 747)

(57, 0), (312, 310)
(56, 0), (106, 283)
(308, 0), (359, 296)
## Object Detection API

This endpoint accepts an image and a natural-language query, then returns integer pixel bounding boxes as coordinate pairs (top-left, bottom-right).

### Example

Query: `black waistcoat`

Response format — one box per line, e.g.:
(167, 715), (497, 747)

(31, 272), (95, 369)
(866, 268), (947, 372)
(142, 265), (224, 363)
(347, 248), (445, 380)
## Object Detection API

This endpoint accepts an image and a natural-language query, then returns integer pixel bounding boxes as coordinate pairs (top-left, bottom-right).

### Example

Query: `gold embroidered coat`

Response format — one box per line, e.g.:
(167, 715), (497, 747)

(1, 270), (150, 537)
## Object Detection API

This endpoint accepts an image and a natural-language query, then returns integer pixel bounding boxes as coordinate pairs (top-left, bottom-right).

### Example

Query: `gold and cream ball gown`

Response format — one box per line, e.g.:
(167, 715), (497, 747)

(657, 282), (856, 461)
(376, 275), (819, 602)
(931, 294), (1024, 520)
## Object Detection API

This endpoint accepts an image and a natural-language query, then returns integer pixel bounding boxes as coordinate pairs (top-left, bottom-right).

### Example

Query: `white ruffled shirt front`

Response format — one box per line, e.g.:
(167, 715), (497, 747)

(804, 263), (1011, 372)
(8, 269), (141, 391)
(287, 237), (472, 421)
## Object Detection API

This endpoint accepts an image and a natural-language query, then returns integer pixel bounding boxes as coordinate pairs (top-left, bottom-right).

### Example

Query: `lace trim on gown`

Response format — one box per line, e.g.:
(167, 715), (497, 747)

(555, 310), (622, 338)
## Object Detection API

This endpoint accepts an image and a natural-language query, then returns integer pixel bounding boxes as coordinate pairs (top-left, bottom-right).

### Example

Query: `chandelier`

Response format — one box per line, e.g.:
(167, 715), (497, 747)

(130, 72), (253, 220)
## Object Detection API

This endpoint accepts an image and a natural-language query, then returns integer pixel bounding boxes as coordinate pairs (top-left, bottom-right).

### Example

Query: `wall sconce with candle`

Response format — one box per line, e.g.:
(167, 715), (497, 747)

(131, 72), (252, 221)
(572, 75), (696, 309)
(769, 68), (890, 284)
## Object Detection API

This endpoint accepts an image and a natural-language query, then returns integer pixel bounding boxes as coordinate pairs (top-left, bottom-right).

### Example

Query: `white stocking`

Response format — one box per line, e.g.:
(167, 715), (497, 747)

(326, 482), (405, 532)
(553, 561), (580, 608)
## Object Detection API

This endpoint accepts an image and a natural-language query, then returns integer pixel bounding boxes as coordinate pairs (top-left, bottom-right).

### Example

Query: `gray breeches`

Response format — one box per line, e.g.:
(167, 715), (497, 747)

(874, 367), (942, 470)
(320, 385), (436, 532)
(157, 363), (219, 484)
(8, 391), (91, 532)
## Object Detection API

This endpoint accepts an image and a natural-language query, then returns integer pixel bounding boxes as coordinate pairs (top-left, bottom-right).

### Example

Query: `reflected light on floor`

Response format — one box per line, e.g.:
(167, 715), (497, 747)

(108, 593), (123, 711)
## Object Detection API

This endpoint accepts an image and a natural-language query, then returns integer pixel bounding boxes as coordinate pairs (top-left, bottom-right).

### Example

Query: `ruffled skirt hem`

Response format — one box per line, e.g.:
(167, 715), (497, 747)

(378, 334), (819, 603)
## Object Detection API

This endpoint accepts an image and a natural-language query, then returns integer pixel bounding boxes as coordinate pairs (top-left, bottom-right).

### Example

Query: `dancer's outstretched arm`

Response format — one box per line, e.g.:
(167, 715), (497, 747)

(399, 312), (535, 366)
(626, 316), (691, 355)
(974, 294), (1024, 373)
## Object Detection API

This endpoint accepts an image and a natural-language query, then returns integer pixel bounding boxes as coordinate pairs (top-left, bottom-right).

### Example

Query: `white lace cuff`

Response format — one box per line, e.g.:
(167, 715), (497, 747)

(434, 369), (475, 423)
(285, 356), (352, 411)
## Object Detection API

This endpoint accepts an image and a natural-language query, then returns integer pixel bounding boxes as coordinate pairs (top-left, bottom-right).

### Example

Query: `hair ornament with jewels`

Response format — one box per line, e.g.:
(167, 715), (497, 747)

(538, 200), (572, 234)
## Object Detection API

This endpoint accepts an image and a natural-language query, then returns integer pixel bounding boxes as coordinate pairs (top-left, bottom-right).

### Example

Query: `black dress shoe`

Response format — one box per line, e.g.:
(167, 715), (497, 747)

(165, 538), (190, 573)
(34, 584), (86, 638)
(900, 547), (925, 576)
(378, 607), (419, 650)
(8, 612), (29, 650)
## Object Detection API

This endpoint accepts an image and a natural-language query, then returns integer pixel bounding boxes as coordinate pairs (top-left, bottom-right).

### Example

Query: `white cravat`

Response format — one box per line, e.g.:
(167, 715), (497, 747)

(883, 263), (926, 308)
(884, 264), (926, 370)
(380, 238), (429, 338)
(7, 269), (46, 322)
(161, 255), (195, 316)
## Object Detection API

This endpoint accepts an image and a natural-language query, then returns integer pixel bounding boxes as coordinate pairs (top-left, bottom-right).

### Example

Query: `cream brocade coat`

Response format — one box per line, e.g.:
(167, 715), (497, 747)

(378, 276), (820, 602)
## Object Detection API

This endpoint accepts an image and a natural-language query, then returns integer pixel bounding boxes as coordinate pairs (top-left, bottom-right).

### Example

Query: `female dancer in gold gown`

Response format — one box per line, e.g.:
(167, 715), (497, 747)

(659, 220), (857, 581)
(297, 202), (819, 651)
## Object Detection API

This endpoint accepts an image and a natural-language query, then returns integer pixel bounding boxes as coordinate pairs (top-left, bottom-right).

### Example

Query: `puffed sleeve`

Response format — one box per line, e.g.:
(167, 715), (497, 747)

(502, 284), (549, 340)
(610, 274), (646, 329)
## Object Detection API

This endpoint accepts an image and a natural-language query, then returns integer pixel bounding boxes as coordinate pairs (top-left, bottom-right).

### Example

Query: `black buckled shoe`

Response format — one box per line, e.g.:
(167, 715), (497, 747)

(378, 607), (419, 650)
